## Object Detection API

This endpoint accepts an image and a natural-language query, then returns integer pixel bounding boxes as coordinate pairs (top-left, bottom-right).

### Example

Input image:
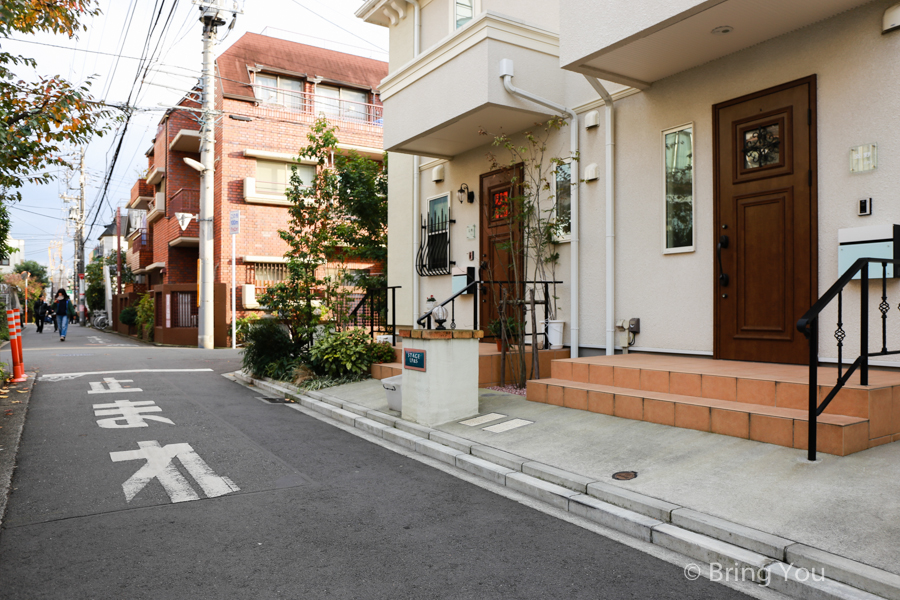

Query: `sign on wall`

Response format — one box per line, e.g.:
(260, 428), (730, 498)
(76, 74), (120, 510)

(404, 348), (426, 372)
(229, 210), (240, 236)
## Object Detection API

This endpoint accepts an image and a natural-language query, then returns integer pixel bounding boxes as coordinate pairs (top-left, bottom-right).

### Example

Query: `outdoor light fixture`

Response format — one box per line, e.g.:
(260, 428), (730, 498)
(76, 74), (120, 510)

(457, 183), (475, 204)
(183, 157), (205, 172)
(433, 302), (448, 330)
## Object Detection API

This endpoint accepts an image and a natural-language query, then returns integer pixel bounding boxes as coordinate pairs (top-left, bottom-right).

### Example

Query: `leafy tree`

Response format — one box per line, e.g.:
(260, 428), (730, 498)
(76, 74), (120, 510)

(3, 271), (42, 309)
(0, 0), (115, 257)
(84, 251), (132, 311)
(14, 259), (48, 286)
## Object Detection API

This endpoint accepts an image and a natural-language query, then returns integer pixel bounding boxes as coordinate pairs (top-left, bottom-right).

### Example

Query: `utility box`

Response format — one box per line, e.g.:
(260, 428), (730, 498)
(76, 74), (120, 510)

(838, 224), (900, 279)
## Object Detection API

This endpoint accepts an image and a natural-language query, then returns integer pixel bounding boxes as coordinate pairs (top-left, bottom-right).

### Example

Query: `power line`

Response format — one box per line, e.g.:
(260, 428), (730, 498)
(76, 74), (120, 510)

(9, 206), (69, 222)
(287, 0), (388, 53)
(1, 38), (149, 62)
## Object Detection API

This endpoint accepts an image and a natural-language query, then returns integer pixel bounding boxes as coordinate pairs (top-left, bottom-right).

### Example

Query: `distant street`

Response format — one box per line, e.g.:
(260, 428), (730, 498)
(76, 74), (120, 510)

(0, 325), (750, 599)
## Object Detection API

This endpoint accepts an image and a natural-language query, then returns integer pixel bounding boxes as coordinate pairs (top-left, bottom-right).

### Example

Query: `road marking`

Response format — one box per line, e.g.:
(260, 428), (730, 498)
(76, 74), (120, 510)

(88, 377), (143, 394)
(38, 368), (214, 382)
(483, 418), (533, 433)
(93, 400), (174, 428)
(110, 440), (239, 503)
(459, 413), (506, 427)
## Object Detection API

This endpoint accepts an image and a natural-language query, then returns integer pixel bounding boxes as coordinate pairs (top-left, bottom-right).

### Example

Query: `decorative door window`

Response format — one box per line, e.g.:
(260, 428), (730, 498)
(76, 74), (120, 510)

(491, 190), (510, 221)
(663, 124), (694, 253)
(743, 124), (780, 169)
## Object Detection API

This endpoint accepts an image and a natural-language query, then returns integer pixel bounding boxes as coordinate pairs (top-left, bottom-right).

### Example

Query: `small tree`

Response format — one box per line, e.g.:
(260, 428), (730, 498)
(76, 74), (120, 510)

(3, 271), (42, 309)
(482, 117), (571, 387)
(14, 260), (48, 286)
(84, 251), (133, 311)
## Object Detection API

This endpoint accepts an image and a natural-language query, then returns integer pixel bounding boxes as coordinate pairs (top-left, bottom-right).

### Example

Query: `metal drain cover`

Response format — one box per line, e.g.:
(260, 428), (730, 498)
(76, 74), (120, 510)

(612, 471), (638, 481)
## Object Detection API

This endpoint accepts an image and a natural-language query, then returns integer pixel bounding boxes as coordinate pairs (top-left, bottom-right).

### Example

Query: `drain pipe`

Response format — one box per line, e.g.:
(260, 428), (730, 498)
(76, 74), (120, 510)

(499, 59), (580, 358)
(583, 76), (616, 355)
(409, 0), (422, 326)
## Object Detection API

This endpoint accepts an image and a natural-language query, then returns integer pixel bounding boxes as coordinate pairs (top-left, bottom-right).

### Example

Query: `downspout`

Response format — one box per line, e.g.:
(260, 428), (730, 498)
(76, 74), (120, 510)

(583, 76), (616, 355)
(409, 0), (422, 326)
(499, 59), (580, 358)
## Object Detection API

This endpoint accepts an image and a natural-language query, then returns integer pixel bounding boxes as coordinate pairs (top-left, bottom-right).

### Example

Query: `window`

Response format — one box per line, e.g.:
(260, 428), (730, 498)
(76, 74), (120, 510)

(0, 258), (8, 266)
(314, 85), (370, 122)
(254, 74), (305, 110)
(416, 194), (452, 276)
(455, 0), (474, 29)
(255, 160), (316, 196)
(663, 124), (694, 253)
(553, 161), (571, 241)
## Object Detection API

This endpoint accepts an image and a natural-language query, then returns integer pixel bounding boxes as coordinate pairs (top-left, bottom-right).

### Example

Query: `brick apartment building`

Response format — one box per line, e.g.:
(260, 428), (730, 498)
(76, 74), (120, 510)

(116, 33), (388, 345)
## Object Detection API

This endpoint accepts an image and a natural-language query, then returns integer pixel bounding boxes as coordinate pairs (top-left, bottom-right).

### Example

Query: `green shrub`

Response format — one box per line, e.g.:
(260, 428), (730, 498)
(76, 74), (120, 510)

(119, 306), (138, 326)
(241, 318), (295, 378)
(234, 313), (260, 345)
(369, 341), (395, 364)
(309, 328), (375, 378)
(135, 293), (154, 341)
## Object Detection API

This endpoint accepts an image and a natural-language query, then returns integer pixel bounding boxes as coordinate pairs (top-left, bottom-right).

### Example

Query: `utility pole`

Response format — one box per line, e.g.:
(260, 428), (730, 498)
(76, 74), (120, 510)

(61, 148), (86, 324)
(194, 1), (238, 349)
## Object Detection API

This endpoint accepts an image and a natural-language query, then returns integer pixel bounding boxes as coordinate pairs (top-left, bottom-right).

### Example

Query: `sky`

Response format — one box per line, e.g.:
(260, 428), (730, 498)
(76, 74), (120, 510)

(4, 0), (388, 280)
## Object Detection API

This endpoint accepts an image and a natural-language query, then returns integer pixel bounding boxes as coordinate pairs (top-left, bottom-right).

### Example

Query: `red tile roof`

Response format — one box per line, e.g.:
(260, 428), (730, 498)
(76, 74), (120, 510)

(217, 32), (388, 99)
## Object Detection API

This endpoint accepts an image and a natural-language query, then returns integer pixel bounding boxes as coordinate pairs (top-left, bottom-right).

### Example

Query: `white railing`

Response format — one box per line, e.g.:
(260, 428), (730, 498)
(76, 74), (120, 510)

(252, 85), (383, 128)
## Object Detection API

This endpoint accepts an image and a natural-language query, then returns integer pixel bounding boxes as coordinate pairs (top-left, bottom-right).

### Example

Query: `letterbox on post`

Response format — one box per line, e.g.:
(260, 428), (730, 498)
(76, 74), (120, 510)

(838, 224), (900, 279)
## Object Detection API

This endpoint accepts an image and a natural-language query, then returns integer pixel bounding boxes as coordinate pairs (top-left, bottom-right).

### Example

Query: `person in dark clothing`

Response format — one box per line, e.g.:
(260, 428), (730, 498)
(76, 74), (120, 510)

(33, 296), (47, 334)
(52, 289), (70, 341)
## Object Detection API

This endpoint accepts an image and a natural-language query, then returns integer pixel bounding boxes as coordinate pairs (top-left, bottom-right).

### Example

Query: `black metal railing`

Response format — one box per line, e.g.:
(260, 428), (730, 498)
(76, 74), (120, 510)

(415, 211), (455, 276)
(796, 257), (899, 461)
(416, 279), (562, 348)
(348, 286), (401, 345)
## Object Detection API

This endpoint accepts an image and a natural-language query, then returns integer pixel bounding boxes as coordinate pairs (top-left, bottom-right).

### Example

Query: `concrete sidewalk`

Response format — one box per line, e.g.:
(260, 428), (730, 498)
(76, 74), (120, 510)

(235, 373), (900, 599)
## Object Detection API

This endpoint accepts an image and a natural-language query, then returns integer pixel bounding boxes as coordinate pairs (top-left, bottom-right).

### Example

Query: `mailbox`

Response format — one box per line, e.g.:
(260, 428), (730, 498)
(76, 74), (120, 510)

(838, 224), (900, 279)
(451, 266), (476, 295)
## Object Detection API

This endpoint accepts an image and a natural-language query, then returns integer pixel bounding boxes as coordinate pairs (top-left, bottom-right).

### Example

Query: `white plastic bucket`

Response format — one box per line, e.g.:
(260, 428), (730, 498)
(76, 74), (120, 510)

(546, 320), (565, 350)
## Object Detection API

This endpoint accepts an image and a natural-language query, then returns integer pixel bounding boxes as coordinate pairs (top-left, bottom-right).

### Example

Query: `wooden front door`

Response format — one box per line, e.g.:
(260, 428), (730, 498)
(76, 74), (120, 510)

(480, 165), (524, 337)
(713, 76), (818, 364)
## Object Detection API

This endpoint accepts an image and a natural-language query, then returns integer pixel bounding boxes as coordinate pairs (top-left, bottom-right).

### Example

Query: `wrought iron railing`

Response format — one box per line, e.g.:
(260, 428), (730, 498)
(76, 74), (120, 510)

(415, 211), (455, 276)
(416, 279), (562, 348)
(796, 257), (899, 461)
(348, 286), (401, 345)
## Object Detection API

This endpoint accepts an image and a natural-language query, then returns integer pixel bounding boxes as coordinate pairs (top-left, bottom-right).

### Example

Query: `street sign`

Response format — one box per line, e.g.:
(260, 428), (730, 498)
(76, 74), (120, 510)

(404, 348), (426, 372)
(229, 210), (240, 235)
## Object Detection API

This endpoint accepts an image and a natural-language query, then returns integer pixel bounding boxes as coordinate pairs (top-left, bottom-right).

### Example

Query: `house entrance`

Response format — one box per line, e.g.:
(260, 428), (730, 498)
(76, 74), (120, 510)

(479, 165), (524, 339)
(713, 76), (817, 364)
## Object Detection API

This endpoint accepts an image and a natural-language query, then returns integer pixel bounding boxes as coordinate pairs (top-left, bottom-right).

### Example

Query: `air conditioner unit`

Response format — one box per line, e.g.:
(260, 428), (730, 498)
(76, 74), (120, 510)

(242, 284), (260, 309)
(154, 192), (165, 213)
(243, 177), (256, 199)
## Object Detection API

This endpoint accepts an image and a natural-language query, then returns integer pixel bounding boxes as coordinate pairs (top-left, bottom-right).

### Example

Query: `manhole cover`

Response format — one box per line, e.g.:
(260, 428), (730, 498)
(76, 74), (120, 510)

(612, 471), (638, 481)
(257, 396), (291, 404)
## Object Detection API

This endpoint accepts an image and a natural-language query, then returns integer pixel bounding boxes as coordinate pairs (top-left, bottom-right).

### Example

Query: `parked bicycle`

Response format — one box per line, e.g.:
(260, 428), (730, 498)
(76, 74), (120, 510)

(91, 309), (109, 330)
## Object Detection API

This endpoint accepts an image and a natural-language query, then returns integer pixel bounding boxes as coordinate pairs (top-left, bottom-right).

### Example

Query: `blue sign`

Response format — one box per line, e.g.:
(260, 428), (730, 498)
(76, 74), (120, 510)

(404, 348), (426, 372)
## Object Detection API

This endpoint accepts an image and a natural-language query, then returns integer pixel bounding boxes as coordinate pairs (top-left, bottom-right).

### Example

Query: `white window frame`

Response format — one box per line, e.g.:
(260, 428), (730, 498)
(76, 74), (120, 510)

(451, 0), (479, 32)
(661, 123), (695, 255)
(424, 192), (451, 274)
(253, 159), (317, 200)
(551, 158), (572, 243)
(254, 73), (305, 110)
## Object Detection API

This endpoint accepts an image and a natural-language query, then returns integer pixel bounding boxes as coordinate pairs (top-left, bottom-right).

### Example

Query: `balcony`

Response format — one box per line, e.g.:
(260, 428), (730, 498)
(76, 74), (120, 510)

(250, 86), (383, 135)
(147, 192), (166, 223)
(128, 179), (153, 210)
(127, 228), (154, 271)
(377, 11), (564, 159)
(169, 129), (200, 154)
(166, 188), (199, 247)
(559, 0), (872, 88)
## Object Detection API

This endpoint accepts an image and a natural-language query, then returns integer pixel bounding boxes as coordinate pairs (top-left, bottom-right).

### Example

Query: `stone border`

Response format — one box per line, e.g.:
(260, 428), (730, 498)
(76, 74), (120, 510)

(233, 371), (898, 600)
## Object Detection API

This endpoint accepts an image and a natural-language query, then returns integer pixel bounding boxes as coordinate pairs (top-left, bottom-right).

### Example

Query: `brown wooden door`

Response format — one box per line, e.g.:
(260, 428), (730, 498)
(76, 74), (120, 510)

(713, 76), (818, 364)
(480, 165), (524, 337)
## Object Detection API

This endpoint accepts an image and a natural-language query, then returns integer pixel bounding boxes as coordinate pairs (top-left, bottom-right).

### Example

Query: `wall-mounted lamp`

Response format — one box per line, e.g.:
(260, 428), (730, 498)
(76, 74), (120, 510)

(457, 183), (475, 204)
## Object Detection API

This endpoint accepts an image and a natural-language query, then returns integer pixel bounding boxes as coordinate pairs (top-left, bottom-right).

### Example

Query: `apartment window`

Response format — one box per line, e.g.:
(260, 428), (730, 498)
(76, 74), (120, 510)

(255, 160), (316, 196)
(553, 161), (571, 241)
(455, 0), (474, 29)
(663, 124), (694, 253)
(0, 258), (9, 266)
(255, 74), (305, 110)
(314, 85), (370, 122)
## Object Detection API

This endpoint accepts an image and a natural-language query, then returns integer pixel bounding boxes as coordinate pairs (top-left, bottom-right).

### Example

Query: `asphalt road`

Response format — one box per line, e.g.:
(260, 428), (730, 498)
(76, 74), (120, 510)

(0, 324), (753, 599)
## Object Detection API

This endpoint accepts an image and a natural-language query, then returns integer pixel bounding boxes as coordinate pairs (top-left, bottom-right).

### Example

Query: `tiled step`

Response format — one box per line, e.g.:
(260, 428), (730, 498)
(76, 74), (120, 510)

(371, 362), (401, 380)
(526, 378), (874, 456)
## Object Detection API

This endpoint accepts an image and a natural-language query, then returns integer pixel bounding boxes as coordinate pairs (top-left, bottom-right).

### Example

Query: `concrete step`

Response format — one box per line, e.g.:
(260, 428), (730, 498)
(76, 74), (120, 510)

(526, 378), (872, 456)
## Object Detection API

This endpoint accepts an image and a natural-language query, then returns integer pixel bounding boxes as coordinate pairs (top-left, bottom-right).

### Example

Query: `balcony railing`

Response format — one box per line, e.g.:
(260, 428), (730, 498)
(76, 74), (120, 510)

(170, 188), (200, 214)
(252, 85), (383, 128)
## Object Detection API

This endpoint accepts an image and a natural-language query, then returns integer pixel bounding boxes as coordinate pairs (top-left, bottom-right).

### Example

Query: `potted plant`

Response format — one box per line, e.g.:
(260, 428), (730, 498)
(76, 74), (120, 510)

(488, 317), (522, 351)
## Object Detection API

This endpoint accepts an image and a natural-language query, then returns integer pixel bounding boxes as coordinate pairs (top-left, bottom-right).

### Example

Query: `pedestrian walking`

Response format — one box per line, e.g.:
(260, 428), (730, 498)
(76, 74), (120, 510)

(33, 295), (47, 334)
(52, 289), (71, 342)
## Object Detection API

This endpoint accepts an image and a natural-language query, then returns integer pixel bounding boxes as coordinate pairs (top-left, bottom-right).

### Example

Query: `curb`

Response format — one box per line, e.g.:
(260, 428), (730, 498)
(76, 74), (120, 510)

(0, 372), (36, 529)
(234, 371), (898, 600)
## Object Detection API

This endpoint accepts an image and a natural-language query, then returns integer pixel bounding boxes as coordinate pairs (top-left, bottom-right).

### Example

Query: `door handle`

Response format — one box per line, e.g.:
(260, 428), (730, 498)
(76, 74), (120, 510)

(717, 234), (730, 287)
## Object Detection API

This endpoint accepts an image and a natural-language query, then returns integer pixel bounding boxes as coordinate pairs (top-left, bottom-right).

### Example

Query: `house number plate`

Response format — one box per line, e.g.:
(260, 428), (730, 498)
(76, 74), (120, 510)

(404, 349), (426, 372)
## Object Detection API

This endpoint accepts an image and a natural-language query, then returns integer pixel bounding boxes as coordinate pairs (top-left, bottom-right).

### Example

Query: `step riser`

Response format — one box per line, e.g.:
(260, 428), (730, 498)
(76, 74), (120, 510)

(550, 361), (899, 423)
(526, 380), (884, 456)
